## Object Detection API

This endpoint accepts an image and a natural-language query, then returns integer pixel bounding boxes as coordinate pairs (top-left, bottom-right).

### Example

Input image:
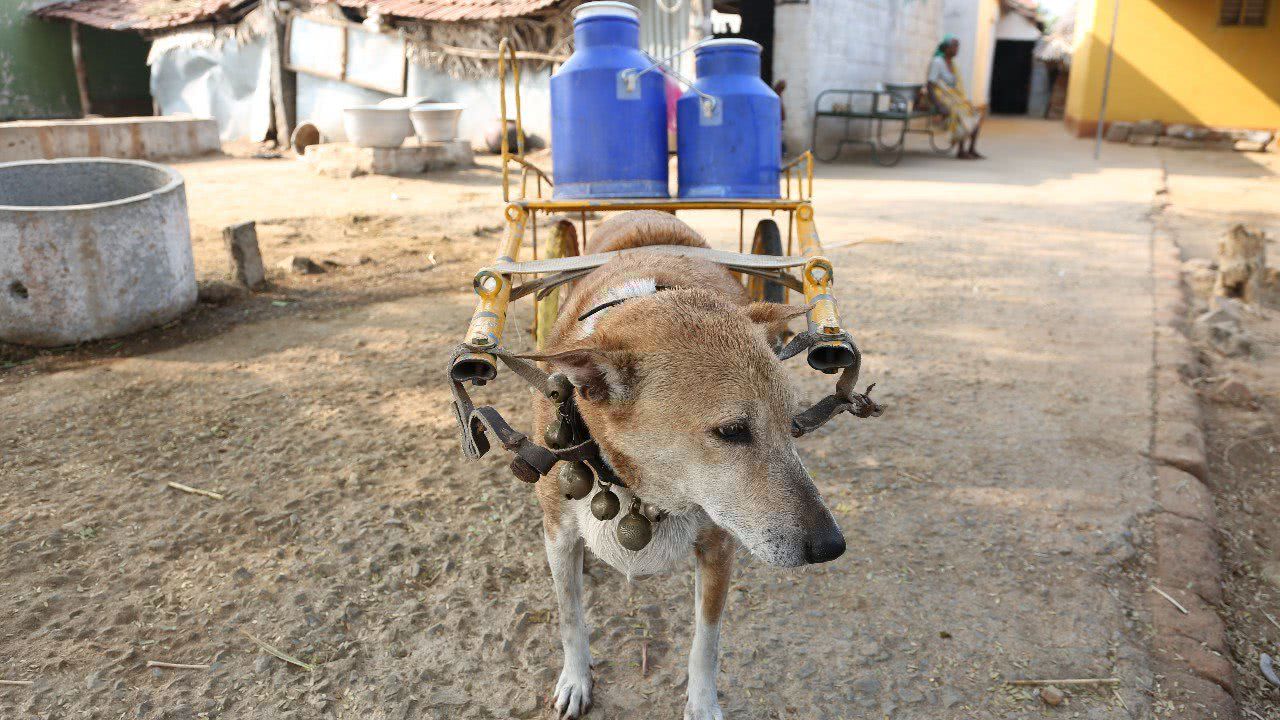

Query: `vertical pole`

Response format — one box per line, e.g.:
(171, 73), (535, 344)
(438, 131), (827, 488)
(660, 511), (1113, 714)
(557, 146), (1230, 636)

(685, 0), (710, 78)
(263, 0), (296, 147)
(69, 22), (92, 117)
(1093, 0), (1121, 160)
(536, 220), (579, 349)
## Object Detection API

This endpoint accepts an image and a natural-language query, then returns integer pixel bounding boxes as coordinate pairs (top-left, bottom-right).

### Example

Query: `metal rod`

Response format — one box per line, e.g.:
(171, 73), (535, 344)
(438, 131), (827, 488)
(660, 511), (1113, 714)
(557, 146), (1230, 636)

(1094, 0), (1121, 161)
(515, 198), (809, 212)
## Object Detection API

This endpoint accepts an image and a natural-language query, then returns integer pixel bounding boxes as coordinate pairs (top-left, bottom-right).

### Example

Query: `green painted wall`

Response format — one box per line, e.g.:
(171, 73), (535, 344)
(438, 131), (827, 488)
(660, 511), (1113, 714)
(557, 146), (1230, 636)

(0, 0), (152, 121)
(0, 0), (80, 119)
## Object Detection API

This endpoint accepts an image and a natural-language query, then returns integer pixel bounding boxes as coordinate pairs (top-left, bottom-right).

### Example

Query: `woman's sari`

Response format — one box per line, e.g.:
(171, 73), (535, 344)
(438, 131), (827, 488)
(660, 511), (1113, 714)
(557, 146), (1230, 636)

(932, 70), (982, 143)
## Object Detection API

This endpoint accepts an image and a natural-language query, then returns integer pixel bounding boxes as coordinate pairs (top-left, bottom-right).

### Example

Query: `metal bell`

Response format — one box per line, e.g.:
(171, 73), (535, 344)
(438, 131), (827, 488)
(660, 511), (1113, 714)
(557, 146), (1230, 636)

(617, 499), (653, 551)
(543, 418), (572, 449)
(590, 484), (620, 521)
(642, 502), (666, 524)
(560, 461), (594, 500)
(546, 373), (574, 404)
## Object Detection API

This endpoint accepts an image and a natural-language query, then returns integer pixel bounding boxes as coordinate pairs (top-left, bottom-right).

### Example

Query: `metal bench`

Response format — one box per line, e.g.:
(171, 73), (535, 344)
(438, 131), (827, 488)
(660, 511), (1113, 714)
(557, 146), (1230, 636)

(811, 83), (957, 166)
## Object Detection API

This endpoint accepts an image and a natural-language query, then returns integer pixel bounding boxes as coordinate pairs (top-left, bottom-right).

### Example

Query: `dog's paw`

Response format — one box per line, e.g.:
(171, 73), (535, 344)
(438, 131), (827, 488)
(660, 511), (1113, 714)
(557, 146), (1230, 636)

(683, 698), (724, 720)
(550, 667), (592, 719)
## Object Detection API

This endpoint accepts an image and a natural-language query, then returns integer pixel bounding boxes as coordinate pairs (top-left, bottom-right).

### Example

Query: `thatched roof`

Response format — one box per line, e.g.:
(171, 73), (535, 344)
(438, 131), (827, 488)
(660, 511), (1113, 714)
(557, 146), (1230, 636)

(33, 0), (255, 30)
(1034, 12), (1073, 66)
(319, 0), (565, 21)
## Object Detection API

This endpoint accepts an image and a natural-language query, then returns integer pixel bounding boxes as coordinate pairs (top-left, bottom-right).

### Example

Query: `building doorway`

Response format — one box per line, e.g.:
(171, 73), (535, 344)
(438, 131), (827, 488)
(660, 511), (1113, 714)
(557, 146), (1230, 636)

(712, 0), (774, 83)
(990, 39), (1035, 114)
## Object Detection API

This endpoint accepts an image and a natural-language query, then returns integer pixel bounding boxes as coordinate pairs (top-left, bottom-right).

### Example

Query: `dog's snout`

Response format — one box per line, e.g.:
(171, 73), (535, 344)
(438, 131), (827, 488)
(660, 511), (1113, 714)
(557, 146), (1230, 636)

(803, 527), (846, 564)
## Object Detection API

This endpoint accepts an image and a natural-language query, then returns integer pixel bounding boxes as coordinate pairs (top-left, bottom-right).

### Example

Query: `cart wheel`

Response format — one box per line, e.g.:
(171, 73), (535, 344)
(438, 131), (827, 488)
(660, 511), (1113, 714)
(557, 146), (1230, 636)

(929, 121), (958, 154)
(748, 219), (786, 304)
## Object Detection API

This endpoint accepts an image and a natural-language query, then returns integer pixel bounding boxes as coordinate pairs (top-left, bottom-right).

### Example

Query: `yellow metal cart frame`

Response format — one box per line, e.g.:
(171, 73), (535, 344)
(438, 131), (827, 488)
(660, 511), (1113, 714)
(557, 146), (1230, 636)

(450, 40), (854, 386)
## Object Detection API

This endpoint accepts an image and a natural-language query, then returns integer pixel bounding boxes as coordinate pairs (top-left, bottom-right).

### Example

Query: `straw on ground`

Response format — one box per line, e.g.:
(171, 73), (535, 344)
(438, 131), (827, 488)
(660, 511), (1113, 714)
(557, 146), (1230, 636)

(167, 481), (224, 500)
(146, 660), (211, 670)
(1152, 586), (1189, 615)
(240, 629), (316, 671)
(1006, 678), (1120, 687)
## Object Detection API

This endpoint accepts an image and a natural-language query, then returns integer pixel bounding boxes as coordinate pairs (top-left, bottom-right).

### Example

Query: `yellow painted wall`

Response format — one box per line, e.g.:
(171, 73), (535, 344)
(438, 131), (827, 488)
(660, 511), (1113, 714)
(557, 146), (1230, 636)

(1066, 0), (1280, 133)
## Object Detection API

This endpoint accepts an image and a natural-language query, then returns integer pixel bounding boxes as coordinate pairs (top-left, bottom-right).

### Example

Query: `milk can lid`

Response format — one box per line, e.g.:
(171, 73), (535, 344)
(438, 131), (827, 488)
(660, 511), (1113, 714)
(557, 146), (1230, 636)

(696, 38), (763, 52)
(573, 1), (641, 21)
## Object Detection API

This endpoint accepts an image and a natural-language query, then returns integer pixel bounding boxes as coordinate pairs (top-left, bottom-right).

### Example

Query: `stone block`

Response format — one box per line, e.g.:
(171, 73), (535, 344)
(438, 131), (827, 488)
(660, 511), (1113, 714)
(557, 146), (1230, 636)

(223, 221), (264, 289)
(1133, 119), (1164, 135)
(1151, 418), (1208, 482)
(1156, 467), (1215, 524)
(1151, 586), (1227, 653)
(1153, 632), (1234, 692)
(1105, 122), (1132, 142)
(304, 140), (475, 178)
(1156, 668), (1237, 719)
(1154, 513), (1223, 604)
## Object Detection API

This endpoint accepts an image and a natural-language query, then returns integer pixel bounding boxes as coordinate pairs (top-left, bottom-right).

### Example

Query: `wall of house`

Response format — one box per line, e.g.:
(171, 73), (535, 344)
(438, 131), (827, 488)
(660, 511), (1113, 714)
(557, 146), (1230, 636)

(942, 0), (1000, 107)
(775, 0), (943, 151)
(995, 8), (1041, 39)
(1, 2), (153, 120)
(293, 63), (552, 148)
(0, 0), (80, 119)
(408, 64), (553, 147)
(1066, 0), (1280, 134)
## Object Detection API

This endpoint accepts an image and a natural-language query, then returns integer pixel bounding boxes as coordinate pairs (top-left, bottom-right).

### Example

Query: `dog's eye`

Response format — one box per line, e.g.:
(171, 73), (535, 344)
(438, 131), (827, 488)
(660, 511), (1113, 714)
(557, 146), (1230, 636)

(712, 421), (752, 445)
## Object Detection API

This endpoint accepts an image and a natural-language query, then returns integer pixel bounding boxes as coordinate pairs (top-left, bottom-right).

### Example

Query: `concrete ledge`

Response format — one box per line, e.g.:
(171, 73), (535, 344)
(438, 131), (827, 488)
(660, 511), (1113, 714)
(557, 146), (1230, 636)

(0, 116), (221, 163)
(303, 140), (475, 178)
(1148, 225), (1238, 719)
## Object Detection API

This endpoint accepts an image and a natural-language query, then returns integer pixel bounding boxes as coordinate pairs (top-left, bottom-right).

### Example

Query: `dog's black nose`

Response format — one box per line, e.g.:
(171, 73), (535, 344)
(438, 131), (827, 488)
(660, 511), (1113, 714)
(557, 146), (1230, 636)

(804, 529), (846, 564)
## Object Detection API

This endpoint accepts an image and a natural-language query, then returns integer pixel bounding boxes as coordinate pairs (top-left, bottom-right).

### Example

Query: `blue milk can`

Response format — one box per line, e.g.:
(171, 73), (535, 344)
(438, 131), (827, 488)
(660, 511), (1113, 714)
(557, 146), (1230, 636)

(551, 1), (669, 199)
(677, 39), (781, 199)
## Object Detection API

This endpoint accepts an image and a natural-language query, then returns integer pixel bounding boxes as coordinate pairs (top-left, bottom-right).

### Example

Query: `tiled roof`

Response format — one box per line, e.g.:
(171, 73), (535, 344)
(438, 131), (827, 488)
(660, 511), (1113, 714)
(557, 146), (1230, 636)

(33, 0), (255, 31)
(1001, 0), (1040, 23)
(322, 0), (564, 22)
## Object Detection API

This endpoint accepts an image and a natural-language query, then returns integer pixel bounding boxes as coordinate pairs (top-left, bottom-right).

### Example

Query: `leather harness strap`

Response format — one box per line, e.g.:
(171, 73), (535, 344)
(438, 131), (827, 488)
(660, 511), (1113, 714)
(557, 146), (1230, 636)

(449, 344), (630, 487)
(448, 318), (883, 486)
(775, 330), (885, 437)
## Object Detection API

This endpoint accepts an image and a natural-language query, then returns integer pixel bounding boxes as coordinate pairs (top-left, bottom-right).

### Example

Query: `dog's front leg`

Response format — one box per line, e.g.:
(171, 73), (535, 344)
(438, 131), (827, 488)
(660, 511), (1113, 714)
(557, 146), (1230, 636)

(545, 531), (592, 718)
(686, 528), (734, 720)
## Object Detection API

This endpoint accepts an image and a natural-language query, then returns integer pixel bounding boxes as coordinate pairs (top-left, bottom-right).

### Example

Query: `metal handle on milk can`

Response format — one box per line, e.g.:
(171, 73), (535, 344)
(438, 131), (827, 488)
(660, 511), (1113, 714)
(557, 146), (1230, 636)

(618, 42), (719, 116)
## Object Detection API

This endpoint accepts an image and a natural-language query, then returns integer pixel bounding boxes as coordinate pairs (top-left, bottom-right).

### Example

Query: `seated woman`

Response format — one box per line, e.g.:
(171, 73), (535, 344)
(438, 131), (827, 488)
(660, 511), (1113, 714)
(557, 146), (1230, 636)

(927, 35), (985, 159)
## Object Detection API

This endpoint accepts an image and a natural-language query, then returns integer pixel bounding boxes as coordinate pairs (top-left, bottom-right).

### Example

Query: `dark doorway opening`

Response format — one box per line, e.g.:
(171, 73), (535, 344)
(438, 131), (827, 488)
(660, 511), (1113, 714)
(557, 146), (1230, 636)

(713, 0), (774, 84)
(990, 39), (1035, 114)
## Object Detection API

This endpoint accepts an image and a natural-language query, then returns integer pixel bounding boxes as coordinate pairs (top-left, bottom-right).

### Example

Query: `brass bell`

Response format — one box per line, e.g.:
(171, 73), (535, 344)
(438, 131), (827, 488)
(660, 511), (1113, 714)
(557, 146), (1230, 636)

(546, 373), (574, 404)
(617, 499), (653, 551)
(560, 461), (594, 500)
(642, 502), (666, 524)
(590, 484), (620, 521)
(543, 419), (572, 449)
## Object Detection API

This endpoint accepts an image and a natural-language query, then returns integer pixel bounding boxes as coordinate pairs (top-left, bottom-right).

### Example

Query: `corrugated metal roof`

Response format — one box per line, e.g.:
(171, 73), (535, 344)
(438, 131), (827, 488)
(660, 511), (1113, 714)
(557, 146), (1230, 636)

(321, 0), (565, 22)
(33, 0), (255, 31)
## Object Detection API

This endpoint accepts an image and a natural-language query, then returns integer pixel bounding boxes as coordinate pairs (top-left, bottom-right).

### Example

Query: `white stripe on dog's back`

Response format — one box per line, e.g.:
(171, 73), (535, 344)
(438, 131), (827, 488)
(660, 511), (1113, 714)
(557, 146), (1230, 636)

(576, 278), (658, 338)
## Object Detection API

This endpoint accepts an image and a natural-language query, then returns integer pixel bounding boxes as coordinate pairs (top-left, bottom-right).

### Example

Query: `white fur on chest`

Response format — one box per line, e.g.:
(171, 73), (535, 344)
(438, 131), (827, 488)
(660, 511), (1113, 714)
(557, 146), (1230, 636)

(566, 487), (706, 579)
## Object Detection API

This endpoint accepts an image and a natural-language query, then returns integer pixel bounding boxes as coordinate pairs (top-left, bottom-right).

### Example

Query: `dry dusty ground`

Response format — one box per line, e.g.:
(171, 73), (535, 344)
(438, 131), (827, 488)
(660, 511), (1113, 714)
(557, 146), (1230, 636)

(0, 119), (1271, 719)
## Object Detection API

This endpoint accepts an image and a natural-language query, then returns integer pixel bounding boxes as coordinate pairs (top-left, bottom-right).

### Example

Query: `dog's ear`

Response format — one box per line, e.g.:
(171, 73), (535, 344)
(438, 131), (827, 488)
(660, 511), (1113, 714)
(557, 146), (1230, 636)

(742, 302), (810, 327)
(521, 346), (636, 403)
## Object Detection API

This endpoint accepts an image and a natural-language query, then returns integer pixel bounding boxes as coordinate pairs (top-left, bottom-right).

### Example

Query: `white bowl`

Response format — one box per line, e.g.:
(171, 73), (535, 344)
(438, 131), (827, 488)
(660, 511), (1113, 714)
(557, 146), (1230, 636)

(410, 103), (465, 143)
(342, 106), (410, 148)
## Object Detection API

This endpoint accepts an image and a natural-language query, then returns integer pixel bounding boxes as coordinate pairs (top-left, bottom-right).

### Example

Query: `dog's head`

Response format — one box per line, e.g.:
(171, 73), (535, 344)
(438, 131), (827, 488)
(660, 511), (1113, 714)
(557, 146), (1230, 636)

(533, 288), (845, 567)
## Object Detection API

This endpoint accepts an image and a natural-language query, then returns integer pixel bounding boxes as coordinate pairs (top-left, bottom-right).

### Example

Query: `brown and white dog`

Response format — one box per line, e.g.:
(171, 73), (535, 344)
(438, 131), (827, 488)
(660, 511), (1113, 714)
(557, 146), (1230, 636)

(530, 211), (846, 719)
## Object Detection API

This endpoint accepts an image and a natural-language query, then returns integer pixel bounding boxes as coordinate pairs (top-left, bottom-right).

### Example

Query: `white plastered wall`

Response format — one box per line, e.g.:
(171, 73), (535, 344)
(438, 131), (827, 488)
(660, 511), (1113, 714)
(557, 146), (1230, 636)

(775, 0), (943, 151)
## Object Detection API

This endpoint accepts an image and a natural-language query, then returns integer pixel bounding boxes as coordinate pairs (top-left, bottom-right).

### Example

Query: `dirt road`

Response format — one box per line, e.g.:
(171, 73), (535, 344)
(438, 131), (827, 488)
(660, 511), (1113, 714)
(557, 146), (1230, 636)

(0, 119), (1255, 718)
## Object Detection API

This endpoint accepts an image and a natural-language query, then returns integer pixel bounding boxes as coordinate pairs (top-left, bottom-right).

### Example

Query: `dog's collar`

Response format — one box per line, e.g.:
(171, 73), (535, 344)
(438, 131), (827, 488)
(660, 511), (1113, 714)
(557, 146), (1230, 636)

(578, 284), (673, 322)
